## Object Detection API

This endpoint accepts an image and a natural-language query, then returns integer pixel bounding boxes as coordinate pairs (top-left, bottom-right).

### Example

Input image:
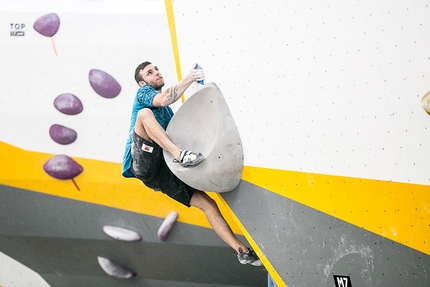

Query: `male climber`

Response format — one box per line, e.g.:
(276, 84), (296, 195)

(122, 61), (261, 266)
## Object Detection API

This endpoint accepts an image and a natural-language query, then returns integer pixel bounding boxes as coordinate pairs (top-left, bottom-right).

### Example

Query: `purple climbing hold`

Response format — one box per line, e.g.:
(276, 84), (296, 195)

(49, 124), (77, 145)
(33, 13), (60, 37)
(97, 256), (136, 279)
(89, 69), (121, 99)
(157, 211), (179, 241)
(43, 154), (83, 180)
(54, 93), (83, 115)
(102, 226), (142, 242)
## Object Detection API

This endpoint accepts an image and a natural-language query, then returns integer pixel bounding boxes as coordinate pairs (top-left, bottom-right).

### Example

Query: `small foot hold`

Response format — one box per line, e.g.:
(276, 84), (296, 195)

(157, 211), (179, 241)
(174, 150), (204, 167)
(102, 226), (142, 242)
(97, 256), (136, 279)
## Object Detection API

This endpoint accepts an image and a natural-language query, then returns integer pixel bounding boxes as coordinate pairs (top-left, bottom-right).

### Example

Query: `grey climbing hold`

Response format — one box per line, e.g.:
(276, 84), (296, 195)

(164, 82), (244, 192)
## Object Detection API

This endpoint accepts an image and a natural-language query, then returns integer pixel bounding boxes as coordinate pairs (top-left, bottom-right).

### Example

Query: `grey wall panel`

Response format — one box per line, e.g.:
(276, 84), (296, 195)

(222, 180), (430, 287)
(0, 185), (267, 286)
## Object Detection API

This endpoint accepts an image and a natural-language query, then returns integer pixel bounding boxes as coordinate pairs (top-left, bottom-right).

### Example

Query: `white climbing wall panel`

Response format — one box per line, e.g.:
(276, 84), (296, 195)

(0, 0), (177, 163)
(174, 0), (430, 185)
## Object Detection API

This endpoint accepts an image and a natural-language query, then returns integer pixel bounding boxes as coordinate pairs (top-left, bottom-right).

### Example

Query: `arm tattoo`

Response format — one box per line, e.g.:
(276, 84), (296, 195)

(165, 85), (180, 104)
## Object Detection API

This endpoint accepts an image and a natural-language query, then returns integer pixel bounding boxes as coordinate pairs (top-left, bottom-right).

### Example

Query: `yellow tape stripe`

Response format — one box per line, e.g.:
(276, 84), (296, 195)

(242, 166), (430, 255)
(1, 141), (428, 284)
(161, 1), (245, 231)
(164, 0), (185, 103)
(163, 4), (283, 283)
(0, 141), (241, 234)
(214, 193), (287, 287)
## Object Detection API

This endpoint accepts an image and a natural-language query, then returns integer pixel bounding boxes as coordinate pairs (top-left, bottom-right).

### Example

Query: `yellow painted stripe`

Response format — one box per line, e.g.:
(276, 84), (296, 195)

(242, 166), (430, 255)
(161, 4), (285, 284)
(0, 141), (241, 234)
(164, 0), (185, 103)
(214, 193), (287, 287)
(163, 0), (243, 232)
(2, 140), (427, 284)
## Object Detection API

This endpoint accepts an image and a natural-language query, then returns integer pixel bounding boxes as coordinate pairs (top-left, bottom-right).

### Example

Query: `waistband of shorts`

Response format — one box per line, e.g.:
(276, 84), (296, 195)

(133, 132), (158, 147)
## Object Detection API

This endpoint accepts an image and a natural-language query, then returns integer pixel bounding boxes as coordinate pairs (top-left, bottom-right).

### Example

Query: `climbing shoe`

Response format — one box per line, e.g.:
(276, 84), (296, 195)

(174, 150), (204, 167)
(237, 247), (262, 266)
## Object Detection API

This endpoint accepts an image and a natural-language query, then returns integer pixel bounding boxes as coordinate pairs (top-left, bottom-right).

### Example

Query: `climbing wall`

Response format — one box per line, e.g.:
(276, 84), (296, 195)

(174, 0), (430, 185)
(220, 172), (429, 286)
(0, 1), (178, 162)
(1, 0), (429, 286)
(0, 1), (267, 286)
(172, 0), (430, 286)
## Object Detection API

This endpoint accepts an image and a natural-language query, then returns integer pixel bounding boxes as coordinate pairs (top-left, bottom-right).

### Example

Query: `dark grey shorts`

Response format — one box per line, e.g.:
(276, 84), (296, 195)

(131, 132), (195, 207)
